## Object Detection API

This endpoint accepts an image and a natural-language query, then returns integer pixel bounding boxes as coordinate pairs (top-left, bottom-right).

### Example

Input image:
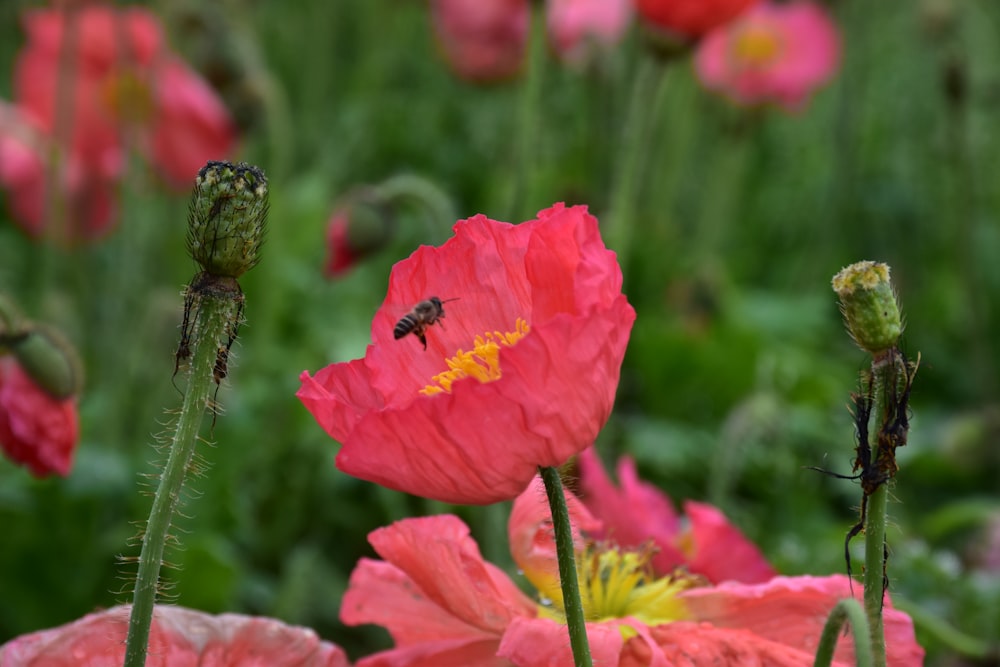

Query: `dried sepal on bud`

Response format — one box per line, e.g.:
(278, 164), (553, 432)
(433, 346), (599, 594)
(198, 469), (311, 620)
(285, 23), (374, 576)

(832, 261), (903, 356)
(187, 161), (269, 278)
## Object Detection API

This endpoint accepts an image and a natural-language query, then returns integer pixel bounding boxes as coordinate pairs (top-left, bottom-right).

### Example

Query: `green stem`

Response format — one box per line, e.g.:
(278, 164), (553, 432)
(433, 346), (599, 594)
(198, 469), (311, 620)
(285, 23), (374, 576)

(374, 173), (458, 234)
(813, 597), (872, 667)
(862, 351), (907, 667)
(123, 294), (235, 667)
(604, 54), (672, 276)
(539, 466), (592, 667)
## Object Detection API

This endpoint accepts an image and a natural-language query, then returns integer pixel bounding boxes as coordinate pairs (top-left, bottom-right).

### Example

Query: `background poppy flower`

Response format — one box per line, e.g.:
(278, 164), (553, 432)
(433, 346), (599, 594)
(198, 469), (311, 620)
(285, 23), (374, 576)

(13, 5), (236, 191)
(0, 604), (349, 666)
(694, 1), (841, 111)
(0, 356), (78, 478)
(636, 0), (759, 39)
(546, 0), (633, 66)
(576, 446), (776, 583)
(343, 481), (925, 666)
(298, 203), (636, 504)
(429, 0), (530, 82)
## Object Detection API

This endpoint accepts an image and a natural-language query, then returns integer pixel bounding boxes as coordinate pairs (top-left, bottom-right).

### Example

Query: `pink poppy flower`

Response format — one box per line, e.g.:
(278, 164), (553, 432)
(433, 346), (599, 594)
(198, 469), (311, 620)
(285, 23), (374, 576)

(637, 0), (759, 39)
(342, 477), (925, 666)
(325, 207), (358, 277)
(0, 356), (78, 478)
(546, 0), (632, 66)
(298, 204), (635, 504)
(429, 0), (530, 82)
(695, 1), (841, 111)
(576, 446), (776, 583)
(14, 5), (236, 190)
(0, 604), (349, 666)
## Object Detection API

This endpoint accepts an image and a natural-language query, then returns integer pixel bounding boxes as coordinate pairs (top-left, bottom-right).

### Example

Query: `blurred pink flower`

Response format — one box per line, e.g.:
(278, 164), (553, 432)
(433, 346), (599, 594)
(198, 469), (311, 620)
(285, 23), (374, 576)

(547, 0), (632, 66)
(0, 356), (78, 478)
(0, 101), (118, 242)
(577, 446), (776, 583)
(325, 207), (357, 277)
(343, 475), (924, 666)
(14, 5), (236, 190)
(0, 604), (350, 666)
(694, 1), (841, 111)
(430, 0), (530, 82)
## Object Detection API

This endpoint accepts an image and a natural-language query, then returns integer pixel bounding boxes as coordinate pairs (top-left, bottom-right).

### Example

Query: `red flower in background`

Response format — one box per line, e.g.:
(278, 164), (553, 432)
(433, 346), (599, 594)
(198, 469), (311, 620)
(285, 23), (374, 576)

(0, 604), (349, 666)
(637, 0), (759, 38)
(695, 1), (841, 111)
(2, 4), (235, 241)
(430, 0), (530, 82)
(0, 356), (78, 478)
(0, 102), (117, 241)
(298, 204), (635, 504)
(577, 446), (776, 583)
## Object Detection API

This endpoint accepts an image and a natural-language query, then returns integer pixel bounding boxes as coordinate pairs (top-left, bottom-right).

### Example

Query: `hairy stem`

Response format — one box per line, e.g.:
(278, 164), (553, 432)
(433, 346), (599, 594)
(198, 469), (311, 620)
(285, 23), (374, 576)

(813, 598), (873, 667)
(539, 465), (593, 667)
(123, 294), (236, 667)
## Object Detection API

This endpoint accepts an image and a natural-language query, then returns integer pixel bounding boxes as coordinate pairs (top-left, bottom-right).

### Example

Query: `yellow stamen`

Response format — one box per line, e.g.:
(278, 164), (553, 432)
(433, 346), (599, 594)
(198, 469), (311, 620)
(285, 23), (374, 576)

(420, 318), (530, 396)
(534, 544), (703, 633)
(731, 25), (783, 68)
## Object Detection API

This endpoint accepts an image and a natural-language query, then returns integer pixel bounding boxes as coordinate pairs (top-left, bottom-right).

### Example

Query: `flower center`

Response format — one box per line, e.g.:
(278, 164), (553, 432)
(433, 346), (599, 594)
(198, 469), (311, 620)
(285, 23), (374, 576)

(420, 318), (530, 396)
(534, 544), (702, 628)
(101, 70), (154, 124)
(731, 25), (783, 68)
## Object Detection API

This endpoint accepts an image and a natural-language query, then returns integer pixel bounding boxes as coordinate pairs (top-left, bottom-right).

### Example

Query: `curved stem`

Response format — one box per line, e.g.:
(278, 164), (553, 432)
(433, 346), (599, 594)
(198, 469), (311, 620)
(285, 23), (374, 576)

(123, 293), (236, 667)
(813, 597), (872, 667)
(539, 465), (592, 667)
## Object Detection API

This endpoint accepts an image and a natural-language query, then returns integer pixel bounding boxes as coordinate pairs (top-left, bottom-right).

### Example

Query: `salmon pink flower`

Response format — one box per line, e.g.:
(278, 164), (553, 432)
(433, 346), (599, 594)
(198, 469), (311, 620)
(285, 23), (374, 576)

(0, 604), (349, 666)
(547, 0), (632, 66)
(0, 356), (78, 477)
(0, 101), (118, 242)
(637, 0), (759, 39)
(695, 1), (841, 111)
(298, 203), (635, 504)
(14, 5), (236, 191)
(343, 478), (925, 666)
(577, 446), (776, 583)
(430, 0), (530, 82)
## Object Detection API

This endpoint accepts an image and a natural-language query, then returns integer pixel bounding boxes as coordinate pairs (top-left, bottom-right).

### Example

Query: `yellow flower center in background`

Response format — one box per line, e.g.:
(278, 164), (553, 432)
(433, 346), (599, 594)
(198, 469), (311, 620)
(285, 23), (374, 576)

(731, 25), (783, 68)
(102, 69), (154, 124)
(420, 318), (530, 396)
(534, 545), (701, 632)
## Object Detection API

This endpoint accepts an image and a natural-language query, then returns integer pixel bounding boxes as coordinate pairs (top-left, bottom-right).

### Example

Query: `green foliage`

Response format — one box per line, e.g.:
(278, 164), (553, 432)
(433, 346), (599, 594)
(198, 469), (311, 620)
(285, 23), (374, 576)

(2, 1), (999, 665)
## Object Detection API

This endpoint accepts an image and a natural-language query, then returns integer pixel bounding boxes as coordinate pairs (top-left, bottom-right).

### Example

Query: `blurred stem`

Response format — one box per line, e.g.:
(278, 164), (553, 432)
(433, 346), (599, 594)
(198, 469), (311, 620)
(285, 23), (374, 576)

(892, 596), (994, 661)
(605, 54), (671, 276)
(504, 6), (546, 221)
(539, 465), (592, 667)
(813, 597), (872, 667)
(374, 173), (457, 235)
(123, 293), (236, 667)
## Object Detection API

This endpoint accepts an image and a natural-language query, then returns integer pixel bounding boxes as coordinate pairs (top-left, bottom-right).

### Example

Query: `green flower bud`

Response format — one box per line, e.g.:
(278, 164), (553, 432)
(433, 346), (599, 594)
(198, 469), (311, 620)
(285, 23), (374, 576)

(187, 161), (269, 278)
(9, 324), (84, 400)
(832, 261), (903, 355)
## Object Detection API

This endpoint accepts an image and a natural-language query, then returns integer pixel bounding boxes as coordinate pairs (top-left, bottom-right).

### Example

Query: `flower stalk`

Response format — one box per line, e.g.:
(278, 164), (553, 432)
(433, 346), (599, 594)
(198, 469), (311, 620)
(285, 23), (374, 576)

(539, 465), (593, 667)
(123, 162), (267, 667)
(813, 597), (872, 667)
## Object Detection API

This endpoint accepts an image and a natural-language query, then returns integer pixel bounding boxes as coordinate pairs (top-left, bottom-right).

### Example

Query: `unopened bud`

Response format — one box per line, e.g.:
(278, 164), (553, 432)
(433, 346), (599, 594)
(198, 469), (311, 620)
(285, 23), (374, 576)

(324, 191), (394, 277)
(832, 261), (903, 356)
(187, 161), (269, 278)
(8, 324), (83, 400)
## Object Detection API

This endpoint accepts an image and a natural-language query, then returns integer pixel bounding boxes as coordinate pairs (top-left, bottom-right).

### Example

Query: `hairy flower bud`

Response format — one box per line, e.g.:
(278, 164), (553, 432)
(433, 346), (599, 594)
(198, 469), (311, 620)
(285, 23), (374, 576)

(832, 261), (903, 356)
(187, 161), (268, 278)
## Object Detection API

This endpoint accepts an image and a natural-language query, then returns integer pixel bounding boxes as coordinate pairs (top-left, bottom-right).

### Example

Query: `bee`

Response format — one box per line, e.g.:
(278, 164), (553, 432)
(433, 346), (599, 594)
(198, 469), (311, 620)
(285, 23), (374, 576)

(394, 296), (458, 350)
